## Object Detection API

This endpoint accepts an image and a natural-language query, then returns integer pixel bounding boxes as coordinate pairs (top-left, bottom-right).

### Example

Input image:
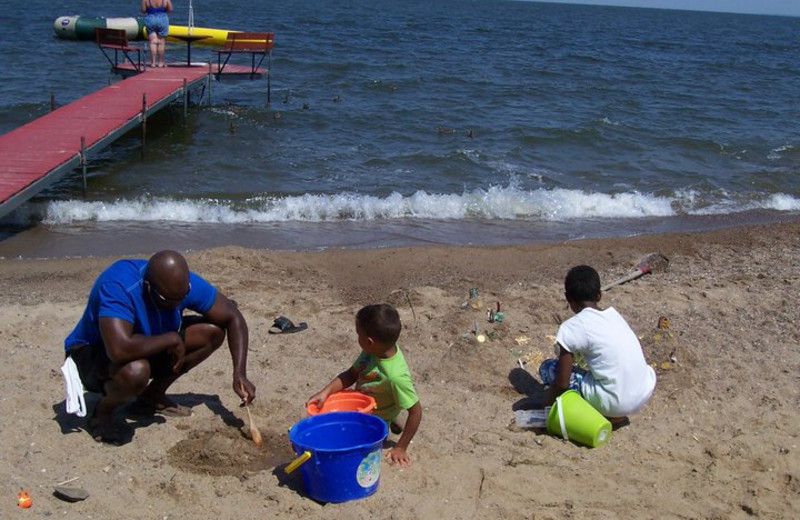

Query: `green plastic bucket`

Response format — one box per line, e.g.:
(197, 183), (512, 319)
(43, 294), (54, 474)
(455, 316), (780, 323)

(546, 390), (612, 448)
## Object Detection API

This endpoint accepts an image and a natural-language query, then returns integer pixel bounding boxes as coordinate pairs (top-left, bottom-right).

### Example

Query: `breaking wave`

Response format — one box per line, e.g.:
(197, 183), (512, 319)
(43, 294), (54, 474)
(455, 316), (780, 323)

(42, 186), (799, 224)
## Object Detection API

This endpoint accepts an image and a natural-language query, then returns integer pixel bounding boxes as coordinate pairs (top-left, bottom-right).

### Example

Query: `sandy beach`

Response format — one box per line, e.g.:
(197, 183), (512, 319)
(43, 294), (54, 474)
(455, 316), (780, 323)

(0, 220), (798, 519)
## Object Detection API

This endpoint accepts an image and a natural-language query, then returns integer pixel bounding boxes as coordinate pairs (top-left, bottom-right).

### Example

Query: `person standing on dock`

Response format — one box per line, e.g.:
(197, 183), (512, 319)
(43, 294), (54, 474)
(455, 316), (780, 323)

(142, 0), (173, 67)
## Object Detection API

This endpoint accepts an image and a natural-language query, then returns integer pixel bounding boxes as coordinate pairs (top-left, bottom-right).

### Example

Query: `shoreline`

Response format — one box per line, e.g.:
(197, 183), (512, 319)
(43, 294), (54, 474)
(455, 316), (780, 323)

(1, 209), (798, 260)
(0, 220), (798, 518)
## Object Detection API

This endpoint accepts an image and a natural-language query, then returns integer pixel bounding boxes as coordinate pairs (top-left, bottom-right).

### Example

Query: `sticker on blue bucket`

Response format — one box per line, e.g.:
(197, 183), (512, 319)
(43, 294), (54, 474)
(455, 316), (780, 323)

(289, 411), (388, 503)
(356, 450), (382, 488)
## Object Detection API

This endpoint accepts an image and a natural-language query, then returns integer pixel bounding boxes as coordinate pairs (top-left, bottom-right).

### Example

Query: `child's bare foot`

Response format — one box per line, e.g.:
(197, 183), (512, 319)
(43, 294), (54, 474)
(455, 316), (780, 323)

(608, 416), (630, 430)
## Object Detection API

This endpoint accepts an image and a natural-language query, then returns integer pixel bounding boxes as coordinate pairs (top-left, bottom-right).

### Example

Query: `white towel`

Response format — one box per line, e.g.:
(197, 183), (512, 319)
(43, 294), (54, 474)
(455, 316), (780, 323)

(61, 356), (87, 417)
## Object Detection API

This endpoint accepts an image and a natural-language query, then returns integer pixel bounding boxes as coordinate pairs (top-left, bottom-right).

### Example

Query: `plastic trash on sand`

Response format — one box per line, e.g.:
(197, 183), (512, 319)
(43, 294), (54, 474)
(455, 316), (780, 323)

(514, 408), (550, 428)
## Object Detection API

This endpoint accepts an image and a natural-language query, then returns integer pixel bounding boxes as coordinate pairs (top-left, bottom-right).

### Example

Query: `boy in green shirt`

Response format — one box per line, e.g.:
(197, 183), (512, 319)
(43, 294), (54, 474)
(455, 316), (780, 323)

(307, 303), (422, 467)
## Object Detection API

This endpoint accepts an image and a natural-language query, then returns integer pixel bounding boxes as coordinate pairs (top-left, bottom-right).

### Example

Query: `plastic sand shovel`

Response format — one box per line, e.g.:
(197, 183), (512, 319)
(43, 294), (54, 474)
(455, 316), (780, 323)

(602, 252), (669, 291)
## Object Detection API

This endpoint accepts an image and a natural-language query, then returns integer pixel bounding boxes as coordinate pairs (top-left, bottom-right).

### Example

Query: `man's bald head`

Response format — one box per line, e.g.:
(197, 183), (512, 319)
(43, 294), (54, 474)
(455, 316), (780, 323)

(145, 250), (190, 304)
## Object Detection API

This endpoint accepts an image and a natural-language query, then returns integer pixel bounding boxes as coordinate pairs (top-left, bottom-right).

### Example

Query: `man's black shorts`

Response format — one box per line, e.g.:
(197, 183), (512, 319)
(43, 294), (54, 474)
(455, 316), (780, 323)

(66, 315), (207, 393)
(68, 345), (174, 394)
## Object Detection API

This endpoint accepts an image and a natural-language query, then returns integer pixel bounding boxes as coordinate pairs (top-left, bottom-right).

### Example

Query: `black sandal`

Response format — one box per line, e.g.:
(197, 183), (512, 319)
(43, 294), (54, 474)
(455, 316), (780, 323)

(268, 316), (308, 334)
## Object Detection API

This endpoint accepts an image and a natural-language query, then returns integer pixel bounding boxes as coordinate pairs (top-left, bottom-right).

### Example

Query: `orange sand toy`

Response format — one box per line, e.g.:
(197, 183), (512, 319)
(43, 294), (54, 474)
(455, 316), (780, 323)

(307, 390), (376, 416)
(18, 491), (33, 508)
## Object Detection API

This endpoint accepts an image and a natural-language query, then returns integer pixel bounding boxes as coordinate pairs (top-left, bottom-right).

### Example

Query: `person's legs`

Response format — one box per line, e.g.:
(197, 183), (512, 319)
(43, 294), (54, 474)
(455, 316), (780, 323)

(80, 357), (151, 444)
(70, 344), (148, 426)
(538, 358), (585, 392)
(95, 359), (152, 422)
(157, 35), (167, 67)
(135, 321), (225, 408)
(148, 32), (159, 67)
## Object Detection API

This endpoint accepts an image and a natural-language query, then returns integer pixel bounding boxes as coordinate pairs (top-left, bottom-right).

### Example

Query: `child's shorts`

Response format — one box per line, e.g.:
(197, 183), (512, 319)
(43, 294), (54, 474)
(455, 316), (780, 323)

(538, 358), (587, 393)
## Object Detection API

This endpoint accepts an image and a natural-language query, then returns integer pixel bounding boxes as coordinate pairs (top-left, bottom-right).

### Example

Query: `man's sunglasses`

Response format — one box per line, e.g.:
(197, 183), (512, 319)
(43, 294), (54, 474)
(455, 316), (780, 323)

(146, 280), (191, 304)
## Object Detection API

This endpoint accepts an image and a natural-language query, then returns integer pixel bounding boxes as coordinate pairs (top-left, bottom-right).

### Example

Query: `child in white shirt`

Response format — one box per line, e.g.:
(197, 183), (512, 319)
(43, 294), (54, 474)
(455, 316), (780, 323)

(539, 265), (656, 427)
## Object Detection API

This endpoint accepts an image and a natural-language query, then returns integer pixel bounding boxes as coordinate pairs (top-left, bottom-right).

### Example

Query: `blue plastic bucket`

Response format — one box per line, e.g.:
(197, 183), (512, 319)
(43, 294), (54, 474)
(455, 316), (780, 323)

(287, 411), (388, 503)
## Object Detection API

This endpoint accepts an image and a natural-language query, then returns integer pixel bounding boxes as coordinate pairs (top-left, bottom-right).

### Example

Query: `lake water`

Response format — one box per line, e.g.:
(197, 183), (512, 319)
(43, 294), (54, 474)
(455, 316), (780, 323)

(1, 0), (798, 257)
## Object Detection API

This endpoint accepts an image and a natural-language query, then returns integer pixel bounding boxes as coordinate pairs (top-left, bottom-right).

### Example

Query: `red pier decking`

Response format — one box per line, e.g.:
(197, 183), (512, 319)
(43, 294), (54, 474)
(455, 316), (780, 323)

(0, 63), (261, 219)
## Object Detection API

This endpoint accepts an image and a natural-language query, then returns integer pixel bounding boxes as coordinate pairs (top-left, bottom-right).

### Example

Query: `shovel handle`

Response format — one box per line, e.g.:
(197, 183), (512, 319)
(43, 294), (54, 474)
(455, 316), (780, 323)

(285, 450), (312, 474)
(602, 265), (651, 292)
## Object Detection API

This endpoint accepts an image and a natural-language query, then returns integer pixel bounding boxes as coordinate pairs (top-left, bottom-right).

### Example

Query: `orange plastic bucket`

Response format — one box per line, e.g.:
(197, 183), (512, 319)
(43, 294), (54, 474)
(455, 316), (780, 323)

(307, 390), (376, 416)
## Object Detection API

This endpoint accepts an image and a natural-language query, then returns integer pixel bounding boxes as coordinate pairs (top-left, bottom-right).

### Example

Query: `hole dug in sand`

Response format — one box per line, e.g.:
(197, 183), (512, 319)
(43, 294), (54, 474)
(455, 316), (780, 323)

(168, 427), (291, 476)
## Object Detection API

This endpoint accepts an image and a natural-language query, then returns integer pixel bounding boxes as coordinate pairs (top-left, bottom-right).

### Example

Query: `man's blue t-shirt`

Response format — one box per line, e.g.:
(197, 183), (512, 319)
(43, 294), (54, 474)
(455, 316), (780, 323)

(64, 259), (217, 353)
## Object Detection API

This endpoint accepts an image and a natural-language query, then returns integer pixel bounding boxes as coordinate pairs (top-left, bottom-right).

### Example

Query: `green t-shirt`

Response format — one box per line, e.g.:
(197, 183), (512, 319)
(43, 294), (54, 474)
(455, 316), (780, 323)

(352, 345), (419, 422)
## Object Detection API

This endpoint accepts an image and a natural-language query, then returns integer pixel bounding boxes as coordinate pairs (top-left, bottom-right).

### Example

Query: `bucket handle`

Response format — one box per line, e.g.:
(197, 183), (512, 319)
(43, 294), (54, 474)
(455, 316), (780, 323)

(284, 450), (312, 474)
(556, 394), (569, 441)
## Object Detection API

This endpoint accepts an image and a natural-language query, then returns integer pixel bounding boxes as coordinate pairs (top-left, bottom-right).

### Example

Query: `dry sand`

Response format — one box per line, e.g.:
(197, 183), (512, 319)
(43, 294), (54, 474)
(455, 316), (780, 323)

(0, 221), (798, 519)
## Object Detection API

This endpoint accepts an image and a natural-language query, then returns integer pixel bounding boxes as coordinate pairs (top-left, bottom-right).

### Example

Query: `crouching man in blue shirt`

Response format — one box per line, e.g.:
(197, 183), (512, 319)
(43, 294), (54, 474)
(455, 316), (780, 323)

(65, 250), (254, 445)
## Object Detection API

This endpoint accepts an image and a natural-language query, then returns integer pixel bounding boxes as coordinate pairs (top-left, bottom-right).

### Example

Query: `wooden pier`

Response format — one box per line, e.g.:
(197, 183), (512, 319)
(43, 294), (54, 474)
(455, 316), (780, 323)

(0, 61), (266, 219)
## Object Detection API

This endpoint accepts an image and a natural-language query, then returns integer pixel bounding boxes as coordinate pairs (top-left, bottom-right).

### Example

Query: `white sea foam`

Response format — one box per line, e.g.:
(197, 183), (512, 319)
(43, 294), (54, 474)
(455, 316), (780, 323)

(599, 117), (620, 126)
(766, 193), (800, 211)
(767, 144), (794, 160)
(686, 192), (800, 215)
(41, 187), (798, 225)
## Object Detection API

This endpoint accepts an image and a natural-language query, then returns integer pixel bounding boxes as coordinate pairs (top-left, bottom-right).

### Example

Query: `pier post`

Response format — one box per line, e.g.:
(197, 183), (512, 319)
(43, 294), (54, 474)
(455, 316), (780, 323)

(50, 90), (56, 112)
(207, 62), (212, 105)
(80, 136), (87, 196)
(183, 78), (189, 124)
(141, 93), (147, 158)
(266, 53), (272, 108)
